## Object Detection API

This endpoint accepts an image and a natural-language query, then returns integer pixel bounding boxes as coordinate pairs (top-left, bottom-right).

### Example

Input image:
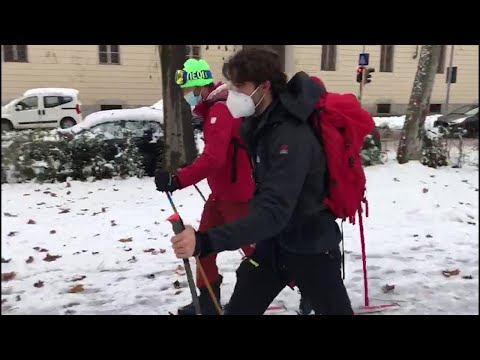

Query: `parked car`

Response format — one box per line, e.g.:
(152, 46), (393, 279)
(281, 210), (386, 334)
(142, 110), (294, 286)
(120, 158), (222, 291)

(434, 104), (479, 137)
(58, 106), (163, 176)
(2, 88), (82, 132)
(152, 99), (199, 128)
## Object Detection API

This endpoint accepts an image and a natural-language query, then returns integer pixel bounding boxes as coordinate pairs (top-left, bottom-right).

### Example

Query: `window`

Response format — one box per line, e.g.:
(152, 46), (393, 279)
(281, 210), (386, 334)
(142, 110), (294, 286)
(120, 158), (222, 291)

(377, 104), (391, 114)
(124, 120), (147, 130)
(149, 122), (161, 134)
(44, 96), (73, 108)
(429, 104), (442, 113)
(125, 120), (149, 137)
(465, 107), (478, 116)
(100, 105), (122, 111)
(186, 45), (201, 60)
(437, 45), (446, 74)
(321, 45), (336, 71)
(90, 122), (124, 139)
(15, 96), (38, 111)
(3, 45), (28, 62)
(451, 105), (478, 115)
(99, 45), (120, 64)
(380, 45), (394, 72)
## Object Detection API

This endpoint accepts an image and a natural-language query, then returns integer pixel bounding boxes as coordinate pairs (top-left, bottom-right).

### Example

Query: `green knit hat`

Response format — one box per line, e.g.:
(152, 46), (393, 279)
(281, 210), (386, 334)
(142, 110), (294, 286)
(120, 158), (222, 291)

(175, 58), (214, 88)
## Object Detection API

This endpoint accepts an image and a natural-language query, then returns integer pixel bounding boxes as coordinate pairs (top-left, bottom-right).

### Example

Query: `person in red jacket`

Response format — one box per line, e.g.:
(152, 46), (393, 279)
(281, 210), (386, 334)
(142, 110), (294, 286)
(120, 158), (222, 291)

(155, 58), (255, 315)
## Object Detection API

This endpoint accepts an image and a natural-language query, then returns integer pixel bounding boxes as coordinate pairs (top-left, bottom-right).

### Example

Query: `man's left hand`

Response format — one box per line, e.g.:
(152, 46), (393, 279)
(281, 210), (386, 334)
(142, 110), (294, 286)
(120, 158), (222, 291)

(171, 225), (196, 258)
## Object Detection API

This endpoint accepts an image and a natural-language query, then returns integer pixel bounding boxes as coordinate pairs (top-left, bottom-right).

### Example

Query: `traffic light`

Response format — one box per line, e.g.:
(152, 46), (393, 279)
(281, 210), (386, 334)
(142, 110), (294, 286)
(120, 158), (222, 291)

(356, 66), (364, 83)
(365, 67), (375, 84)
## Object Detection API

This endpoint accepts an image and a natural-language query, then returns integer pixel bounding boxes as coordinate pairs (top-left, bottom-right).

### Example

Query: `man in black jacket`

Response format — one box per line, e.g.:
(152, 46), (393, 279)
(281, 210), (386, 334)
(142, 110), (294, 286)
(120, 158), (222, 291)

(171, 48), (353, 315)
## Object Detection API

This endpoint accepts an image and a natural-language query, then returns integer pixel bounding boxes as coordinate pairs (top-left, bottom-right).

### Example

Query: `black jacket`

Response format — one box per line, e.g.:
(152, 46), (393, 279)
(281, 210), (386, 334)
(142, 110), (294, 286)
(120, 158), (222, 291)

(195, 72), (341, 258)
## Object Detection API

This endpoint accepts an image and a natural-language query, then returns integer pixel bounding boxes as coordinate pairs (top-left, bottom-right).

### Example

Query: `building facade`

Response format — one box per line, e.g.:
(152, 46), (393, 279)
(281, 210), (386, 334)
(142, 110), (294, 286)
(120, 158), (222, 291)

(286, 45), (478, 115)
(2, 45), (478, 116)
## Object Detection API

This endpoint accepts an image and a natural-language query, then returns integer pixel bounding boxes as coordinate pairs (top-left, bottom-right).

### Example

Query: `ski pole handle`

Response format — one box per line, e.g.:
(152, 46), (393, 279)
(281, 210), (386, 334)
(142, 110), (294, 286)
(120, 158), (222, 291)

(168, 213), (186, 235)
(167, 212), (223, 315)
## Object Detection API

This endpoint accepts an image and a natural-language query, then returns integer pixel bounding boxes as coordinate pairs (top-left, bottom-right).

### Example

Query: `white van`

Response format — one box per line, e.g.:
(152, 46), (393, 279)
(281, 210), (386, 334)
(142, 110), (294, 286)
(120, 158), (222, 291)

(1, 88), (82, 132)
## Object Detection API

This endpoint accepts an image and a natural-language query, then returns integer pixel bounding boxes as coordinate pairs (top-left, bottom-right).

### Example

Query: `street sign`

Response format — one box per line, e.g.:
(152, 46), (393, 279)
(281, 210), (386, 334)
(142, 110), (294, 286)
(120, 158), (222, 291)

(359, 53), (369, 66)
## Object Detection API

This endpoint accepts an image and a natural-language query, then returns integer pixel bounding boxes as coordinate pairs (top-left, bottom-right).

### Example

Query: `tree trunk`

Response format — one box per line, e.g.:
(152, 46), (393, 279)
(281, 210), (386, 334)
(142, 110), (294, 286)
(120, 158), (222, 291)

(181, 99), (197, 166)
(397, 45), (442, 164)
(159, 45), (196, 172)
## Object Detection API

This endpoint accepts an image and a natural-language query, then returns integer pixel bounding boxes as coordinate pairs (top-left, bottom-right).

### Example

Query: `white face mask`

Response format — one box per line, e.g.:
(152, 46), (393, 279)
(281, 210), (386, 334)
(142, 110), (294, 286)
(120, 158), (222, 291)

(226, 86), (265, 118)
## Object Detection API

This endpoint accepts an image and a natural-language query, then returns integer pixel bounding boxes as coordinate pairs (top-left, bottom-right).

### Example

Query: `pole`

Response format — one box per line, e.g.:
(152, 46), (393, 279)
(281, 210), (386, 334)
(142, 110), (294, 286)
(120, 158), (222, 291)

(358, 68), (365, 106)
(358, 208), (369, 307)
(166, 193), (201, 315)
(358, 45), (366, 106)
(194, 184), (207, 202)
(166, 192), (223, 315)
(444, 45), (455, 114)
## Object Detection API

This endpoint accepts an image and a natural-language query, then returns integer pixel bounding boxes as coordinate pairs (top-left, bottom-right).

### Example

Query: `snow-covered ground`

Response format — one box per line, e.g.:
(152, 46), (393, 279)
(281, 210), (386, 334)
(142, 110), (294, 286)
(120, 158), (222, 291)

(1, 149), (478, 315)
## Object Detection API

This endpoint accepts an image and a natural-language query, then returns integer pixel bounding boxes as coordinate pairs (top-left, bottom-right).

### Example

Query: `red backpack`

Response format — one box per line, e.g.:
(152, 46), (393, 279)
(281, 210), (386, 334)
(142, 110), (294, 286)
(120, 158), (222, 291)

(309, 76), (375, 224)
(308, 76), (375, 282)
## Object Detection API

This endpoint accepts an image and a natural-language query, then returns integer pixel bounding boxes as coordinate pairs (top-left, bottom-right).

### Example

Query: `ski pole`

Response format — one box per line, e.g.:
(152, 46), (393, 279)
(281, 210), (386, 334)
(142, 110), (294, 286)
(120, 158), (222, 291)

(193, 184), (207, 202)
(166, 192), (223, 315)
(340, 220), (345, 280)
(358, 206), (369, 307)
(167, 212), (201, 315)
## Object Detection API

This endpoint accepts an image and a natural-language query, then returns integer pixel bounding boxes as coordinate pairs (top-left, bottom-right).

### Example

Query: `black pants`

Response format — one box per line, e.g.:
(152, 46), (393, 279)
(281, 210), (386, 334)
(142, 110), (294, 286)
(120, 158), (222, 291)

(225, 246), (353, 315)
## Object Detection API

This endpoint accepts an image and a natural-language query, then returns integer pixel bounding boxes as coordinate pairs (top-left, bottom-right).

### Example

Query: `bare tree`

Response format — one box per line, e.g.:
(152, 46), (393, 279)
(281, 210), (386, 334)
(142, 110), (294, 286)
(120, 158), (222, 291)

(159, 45), (196, 172)
(397, 45), (442, 164)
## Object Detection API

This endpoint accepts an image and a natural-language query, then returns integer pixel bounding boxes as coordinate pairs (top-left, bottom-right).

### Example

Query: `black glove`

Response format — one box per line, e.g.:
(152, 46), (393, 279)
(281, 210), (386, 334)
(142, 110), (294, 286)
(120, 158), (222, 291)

(155, 169), (180, 192)
(194, 231), (213, 258)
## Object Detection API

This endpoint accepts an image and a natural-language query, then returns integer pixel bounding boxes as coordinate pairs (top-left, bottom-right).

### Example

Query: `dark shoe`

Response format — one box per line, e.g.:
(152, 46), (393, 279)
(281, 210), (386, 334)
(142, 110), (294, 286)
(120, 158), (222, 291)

(177, 275), (223, 315)
(177, 302), (196, 316)
(298, 294), (313, 315)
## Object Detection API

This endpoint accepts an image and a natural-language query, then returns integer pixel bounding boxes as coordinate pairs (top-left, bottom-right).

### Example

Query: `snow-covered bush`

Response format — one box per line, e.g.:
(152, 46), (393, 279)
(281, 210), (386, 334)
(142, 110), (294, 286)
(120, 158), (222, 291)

(67, 131), (145, 180)
(1, 129), (151, 183)
(360, 132), (382, 166)
(421, 128), (449, 168)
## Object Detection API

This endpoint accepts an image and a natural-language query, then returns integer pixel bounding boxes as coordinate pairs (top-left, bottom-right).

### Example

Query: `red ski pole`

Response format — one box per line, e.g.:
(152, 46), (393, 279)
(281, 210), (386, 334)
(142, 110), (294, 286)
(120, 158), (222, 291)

(358, 206), (369, 307)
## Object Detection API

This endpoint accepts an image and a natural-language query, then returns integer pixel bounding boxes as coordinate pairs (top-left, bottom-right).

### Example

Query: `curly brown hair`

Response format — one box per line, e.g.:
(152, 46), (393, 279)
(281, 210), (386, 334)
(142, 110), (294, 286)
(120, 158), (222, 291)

(223, 47), (288, 97)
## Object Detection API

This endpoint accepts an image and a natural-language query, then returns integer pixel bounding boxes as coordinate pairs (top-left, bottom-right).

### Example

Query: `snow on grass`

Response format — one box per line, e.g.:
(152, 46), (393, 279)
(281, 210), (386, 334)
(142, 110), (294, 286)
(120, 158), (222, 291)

(339, 159), (478, 314)
(1, 151), (478, 315)
(375, 115), (442, 131)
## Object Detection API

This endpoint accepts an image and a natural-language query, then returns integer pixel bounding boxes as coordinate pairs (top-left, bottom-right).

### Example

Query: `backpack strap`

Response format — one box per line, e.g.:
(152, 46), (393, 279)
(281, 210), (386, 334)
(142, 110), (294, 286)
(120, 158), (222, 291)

(307, 106), (332, 213)
(308, 106), (324, 145)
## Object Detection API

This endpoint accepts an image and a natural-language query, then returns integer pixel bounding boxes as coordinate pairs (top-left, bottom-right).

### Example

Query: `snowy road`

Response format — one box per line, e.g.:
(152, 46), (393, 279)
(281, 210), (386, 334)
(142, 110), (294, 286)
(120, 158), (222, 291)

(1, 154), (478, 315)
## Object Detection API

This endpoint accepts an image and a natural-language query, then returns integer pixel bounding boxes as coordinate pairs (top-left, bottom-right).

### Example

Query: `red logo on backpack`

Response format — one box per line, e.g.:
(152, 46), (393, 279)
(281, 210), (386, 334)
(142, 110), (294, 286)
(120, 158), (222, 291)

(309, 76), (375, 224)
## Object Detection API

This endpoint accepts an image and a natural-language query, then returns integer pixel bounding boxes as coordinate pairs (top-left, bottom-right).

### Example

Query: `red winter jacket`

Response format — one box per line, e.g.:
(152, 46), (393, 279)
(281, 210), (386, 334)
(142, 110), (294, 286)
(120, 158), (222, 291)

(176, 82), (254, 202)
